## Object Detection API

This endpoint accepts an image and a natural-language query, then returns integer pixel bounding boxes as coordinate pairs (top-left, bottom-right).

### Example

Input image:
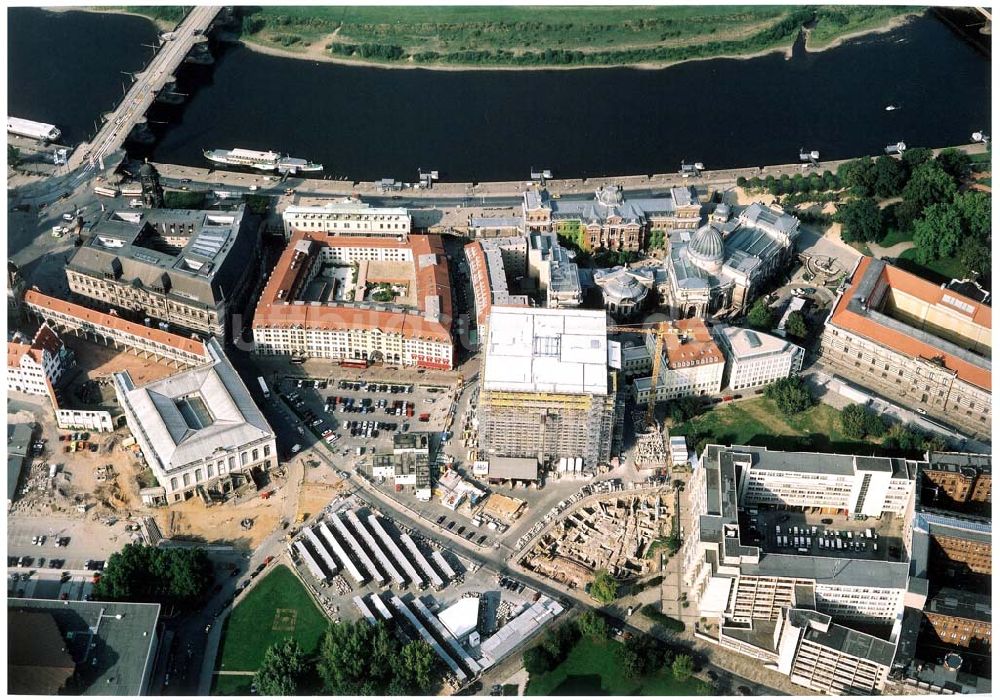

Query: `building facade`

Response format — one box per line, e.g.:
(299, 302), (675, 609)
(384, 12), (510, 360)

(7, 323), (70, 396)
(281, 200), (411, 241)
(918, 452), (991, 516)
(477, 307), (620, 469)
(820, 257), (991, 438)
(922, 588), (991, 652)
(712, 324), (804, 391)
(253, 233), (454, 370)
(632, 318), (726, 403)
(113, 338), (276, 503)
(65, 206), (260, 339)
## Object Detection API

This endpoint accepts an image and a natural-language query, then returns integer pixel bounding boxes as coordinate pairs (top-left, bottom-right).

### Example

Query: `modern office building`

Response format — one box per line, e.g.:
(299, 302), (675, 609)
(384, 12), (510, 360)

(65, 206), (260, 339)
(522, 185), (701, 251)
(820, 257), (991, 438)
(281, 199), (411, 241)
(632, 318), (726, 403)
(711, 324), (804, 391)
(7, 599), (161, 695)
(477, 307), (620, 469)
(113, 337), (276, 504)
(683, 444), (925, 694)
(663, 202), (799, 319)
(253, 232), (454, 369)
(7, 322), (70, 396)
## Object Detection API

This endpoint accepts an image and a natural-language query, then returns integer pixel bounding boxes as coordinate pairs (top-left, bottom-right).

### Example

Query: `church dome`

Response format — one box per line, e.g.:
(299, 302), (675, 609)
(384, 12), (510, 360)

(687, 223), (725, 272)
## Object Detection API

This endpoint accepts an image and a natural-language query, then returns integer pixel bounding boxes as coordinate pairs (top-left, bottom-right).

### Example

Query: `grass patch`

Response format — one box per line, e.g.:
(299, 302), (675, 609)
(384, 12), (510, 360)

(671, 398), (879, 455)
(807, 6), (920, 49)
(968, 151), (992, 164)
(877, 227), (912, 248)
(525, 636), (708, 696)
(896, 248), (966, 284)
(214, 565), (327, 675)
(211, 674), (253, 696)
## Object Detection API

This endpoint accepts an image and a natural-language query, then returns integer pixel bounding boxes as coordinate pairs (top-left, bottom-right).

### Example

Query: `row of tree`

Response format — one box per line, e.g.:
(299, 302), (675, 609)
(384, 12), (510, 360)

(93, 543), (213, 607)
(840, 404), (948, 454)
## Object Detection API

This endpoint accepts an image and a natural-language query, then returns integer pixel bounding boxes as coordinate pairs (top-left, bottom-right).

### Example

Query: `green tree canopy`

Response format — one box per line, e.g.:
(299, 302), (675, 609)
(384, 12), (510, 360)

(94, 543), (212, 607)
(523, 646), (553, 675)
(8, 144), (22, 169)
(837, 158), (877, 197)
(901, 146), (933, 171)
(912, 202), (963, 263)
(667, 396), (702, 423)
(953, 190), (991, 242)
(764, 376), (814, 415)
(671, 654), (696, 681)
(621, 634), (666, 679)
(871, 155), (908, 198)
(840, 404), (888, 440)
(935, 148), (972, 182)
(783, 310), (809, 339)
(901, 160), (958, 219)
(317, 620), (431, 695)
(392, 641), (437, 695)
(577, 610), (609, 639)
(747, 297), (774, 330)
(959, 238), (991, 282)
(254, 639), (308, 696)
(835, 197), (883, 243)
(590, 568), (619, 604)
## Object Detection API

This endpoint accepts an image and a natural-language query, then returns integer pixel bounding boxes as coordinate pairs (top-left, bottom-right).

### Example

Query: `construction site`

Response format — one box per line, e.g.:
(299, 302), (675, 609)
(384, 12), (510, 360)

(476, 307), (622, 471)
(518, 491), (673, 591)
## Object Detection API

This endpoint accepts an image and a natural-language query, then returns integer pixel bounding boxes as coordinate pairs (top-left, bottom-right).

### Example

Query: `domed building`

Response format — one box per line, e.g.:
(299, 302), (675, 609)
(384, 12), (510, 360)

(664, 202), (800, 319)
(593, 265), (657, 319)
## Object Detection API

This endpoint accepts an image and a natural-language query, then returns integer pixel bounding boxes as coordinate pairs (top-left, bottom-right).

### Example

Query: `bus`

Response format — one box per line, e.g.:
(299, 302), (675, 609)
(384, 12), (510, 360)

(94, 185), (119, 198)
(257, 376), (270, 399)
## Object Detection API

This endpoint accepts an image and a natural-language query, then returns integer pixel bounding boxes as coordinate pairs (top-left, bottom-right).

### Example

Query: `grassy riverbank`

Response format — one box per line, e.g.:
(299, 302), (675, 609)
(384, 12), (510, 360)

(234, 6), (920, 69)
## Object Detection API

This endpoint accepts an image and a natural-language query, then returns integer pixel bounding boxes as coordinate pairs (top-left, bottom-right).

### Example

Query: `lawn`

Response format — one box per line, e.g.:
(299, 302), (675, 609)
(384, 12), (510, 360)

(806, 6), (921, 49)
(241, 6), (830, 66)
(213, 565), (328, 678)
(877, 227), (913, 248)
(669, 397), (878, 455)
(895, 248), (966, 285)
(212, 674), (253, 696)
(525, 636), (710, 696)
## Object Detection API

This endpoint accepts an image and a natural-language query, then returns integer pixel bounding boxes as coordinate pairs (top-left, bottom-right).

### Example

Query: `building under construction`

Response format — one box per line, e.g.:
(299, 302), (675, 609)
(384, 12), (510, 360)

(477, 306), (621, 469)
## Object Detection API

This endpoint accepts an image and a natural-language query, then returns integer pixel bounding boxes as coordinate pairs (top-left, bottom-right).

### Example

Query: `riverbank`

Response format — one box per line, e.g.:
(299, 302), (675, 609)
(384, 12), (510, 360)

(236, 9), (921, 72)
(45, 6), (175, 32)
(804, 11), (922, 52)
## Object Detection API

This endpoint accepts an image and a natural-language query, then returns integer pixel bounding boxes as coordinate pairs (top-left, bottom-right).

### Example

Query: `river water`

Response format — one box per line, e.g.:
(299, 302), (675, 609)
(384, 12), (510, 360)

(8, 9), (991, 181)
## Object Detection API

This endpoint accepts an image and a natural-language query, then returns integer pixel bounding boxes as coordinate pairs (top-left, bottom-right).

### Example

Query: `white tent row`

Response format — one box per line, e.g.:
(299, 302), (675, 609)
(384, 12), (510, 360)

(318, 522), (366, 585)
(410, 596), (481, 675)
(400, 533), (445, 589)
(329, 514), (384, 585)
(304, 526), (339, 576)
(431, 551), (456, 580)
(345, 510), (406, 588)
(353, 595), (378, 625)
(368, 514), (424, 588)
(369, 593), (394, 621)
(390, 595), (466, 683)
(294, 540), (327, 581)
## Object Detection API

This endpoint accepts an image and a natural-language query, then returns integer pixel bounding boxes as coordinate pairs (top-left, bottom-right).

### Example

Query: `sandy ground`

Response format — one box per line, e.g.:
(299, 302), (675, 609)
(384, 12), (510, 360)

(153, 498), (283, 550)
(63, 335), (181, 387)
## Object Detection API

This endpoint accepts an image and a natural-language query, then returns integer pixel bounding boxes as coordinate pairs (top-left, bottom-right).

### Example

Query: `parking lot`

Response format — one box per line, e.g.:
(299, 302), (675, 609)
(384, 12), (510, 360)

(744, 507), (907, 562)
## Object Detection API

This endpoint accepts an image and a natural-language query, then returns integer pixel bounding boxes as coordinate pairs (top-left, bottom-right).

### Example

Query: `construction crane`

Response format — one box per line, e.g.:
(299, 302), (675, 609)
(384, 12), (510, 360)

(607, 321), (682, 429)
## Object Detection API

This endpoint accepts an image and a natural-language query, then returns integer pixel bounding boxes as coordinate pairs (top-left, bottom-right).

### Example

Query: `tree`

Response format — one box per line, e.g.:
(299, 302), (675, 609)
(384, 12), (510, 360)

(959, 238), (991, 281)
(577, 610), (609, 639)
(621, 634), (666, 679)
(8, 144), (22, 169)
(747, 298), (773, 330)
(900, 161), (958, 220)
(392, 641), (436, 694)
(764, 377), (813, 415)
(318, 620), (403, 694)
(94, 543), (212, 607)
(841, 404), (887, 440)
(522, 645), (553, 675)
(953, 190), (991, 242)
(871, 155), (907, 198)
(935, 148), (972, 182)
(590, 568), (618, 604)
(901, 146), (933, 171)
(835, 197), (883, 243)
(838, 158), (877, 197)
(254, 639), (308, 696)
(671, 654), (696, 681)
(912, 203), (963, 263)
(666, 532), (682, 556)
(667, 396), (701, 423)
(541, 621), (579, 663)
(783, 310), (808, 339)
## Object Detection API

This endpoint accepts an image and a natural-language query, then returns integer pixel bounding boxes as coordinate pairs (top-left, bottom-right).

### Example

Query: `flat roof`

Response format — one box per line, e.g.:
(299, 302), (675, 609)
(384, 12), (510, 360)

(8, 599), (160, 696)
(744, 553), (911, 589)
(802, 618), (897, 667)
(714, 324), (800, 360)
(828, 257), (991, 391)
(926, 587), (991, 623)
(482, 306), (608, 395)
(488, 456), (539, 480)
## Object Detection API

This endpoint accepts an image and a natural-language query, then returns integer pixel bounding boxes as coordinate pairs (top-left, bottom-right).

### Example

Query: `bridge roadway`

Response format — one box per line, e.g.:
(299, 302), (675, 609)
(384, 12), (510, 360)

(67, 6), (220, 173)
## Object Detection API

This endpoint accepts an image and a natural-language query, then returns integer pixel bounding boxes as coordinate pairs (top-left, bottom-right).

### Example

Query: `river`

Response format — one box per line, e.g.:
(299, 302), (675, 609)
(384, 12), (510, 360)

(8, 10), (991, 181)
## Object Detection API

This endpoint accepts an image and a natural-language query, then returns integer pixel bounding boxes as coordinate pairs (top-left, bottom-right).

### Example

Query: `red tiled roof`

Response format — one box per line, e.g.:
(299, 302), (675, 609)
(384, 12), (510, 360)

(829, 257), (991, 391)
(254, 231), (453, 343)
(29, 323), (64, 364)
(664, 318), (725, 369)
(23, 290), (209, 358)
(7, 341), (31, 369)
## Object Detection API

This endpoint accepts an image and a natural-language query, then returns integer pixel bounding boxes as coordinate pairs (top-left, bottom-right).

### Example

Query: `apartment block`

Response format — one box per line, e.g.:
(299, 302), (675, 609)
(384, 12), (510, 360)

(281, 200), (411, 241)
(7, 323), (70, 396)
(711, 324), (804, 391)
(632, 318), (726, 403)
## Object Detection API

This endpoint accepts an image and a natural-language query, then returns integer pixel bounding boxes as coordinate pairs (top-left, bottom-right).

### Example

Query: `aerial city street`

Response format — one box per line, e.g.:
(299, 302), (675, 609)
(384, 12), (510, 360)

(6, 4), (993, 698)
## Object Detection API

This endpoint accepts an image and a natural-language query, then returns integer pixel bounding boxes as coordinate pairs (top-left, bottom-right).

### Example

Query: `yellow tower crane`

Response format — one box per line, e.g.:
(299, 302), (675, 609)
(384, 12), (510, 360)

(607, 321), (681, 429)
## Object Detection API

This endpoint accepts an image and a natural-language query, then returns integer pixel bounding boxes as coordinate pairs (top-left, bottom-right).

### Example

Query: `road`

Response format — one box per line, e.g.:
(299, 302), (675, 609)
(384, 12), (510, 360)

(67, 6), (221, 172)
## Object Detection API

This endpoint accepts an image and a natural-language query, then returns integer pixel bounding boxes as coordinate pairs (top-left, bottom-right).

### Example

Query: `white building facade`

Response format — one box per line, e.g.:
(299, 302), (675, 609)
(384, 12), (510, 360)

(282, 201), (411, 240)
(712, 325), (804, 391)
(7, 323), (70, 396)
